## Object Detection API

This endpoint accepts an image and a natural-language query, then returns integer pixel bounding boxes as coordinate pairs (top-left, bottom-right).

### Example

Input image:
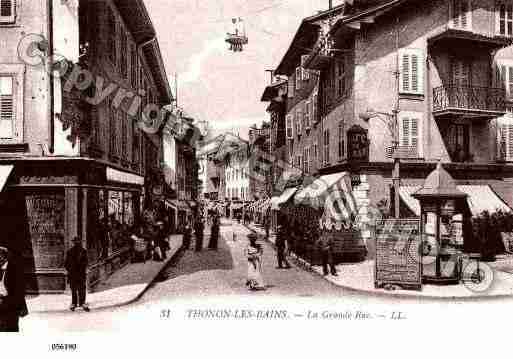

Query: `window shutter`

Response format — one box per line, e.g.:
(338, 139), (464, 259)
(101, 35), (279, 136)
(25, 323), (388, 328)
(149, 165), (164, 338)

(0, 0), (15, 24)
(301, 55), (310, 80)
(411, 55), (419, 92)
(0, 76), (14, 139)
(401, 54), (410, 92)
(286, 114), (293, 139)
(297, 109), (302, 134)
(287, 78), (294, 98)
(508, 67), (513, 97)
(295, 67), (302, 90)
(313, 93), (318, 123)
(452, 0), (471, 30)
(305, 100), (310, 129)
(402, 117), (410, 147)
(411, 118), (419, 155)
(506, 123), (513, 161)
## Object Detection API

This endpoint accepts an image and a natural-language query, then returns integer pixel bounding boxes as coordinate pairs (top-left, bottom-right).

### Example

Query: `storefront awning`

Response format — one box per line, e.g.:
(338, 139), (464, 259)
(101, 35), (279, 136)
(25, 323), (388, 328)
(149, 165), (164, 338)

(0, 165), (13, 192)
(400, 185), (512, 217)
(294, 172), (358, 222)
(271, 187), (298, 210)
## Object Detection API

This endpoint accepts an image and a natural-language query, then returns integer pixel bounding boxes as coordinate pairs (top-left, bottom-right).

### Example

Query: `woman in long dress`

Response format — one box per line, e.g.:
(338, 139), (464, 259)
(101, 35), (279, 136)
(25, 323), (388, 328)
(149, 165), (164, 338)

(246, 233), (266, 291)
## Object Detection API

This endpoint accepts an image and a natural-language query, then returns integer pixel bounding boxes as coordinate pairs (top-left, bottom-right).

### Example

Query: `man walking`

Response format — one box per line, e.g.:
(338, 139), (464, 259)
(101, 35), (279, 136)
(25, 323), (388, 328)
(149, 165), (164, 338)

(275, 215), (291, 269)
(208, 215), (220, 250)
(317, 234), (337, 276)
(195, 218), (204, 252)
(64, 237), (90, 312)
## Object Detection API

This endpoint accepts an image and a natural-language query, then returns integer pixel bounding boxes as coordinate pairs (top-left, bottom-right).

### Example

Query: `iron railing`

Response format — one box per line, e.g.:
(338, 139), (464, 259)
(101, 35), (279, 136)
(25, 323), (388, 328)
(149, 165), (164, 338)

(433, 85), (506, 113)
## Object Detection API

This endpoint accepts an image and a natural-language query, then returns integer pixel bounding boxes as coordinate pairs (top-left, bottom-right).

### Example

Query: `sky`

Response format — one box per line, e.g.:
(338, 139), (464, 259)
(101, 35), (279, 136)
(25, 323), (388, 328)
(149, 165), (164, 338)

(145, 0), (345, 139)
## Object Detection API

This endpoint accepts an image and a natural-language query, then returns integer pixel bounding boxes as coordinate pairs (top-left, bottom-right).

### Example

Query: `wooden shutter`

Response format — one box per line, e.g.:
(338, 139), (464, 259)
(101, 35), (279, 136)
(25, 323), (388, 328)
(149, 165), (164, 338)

(287, 78), (294, 98)
(295, 67), (302, 90)
(411, 118), (419, 155)
(0, 76), (14, 139)
(452, 0), (471, 30)
(305, 100), (310, 129)
(402, 117), (410, 147)
(508, 124), (513, 160)
(400, 49), (424, 94)
(0, 0), (15, 24)
(312, 92), (318, 123)
(297, 108), (302, 134)
(301, 55), (310, 80)
(401, 54), (410, 92)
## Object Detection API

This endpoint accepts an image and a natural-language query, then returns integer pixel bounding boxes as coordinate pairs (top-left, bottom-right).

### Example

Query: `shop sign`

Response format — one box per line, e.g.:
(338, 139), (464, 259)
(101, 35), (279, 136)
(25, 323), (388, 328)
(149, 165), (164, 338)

(375, 219), (422, 290)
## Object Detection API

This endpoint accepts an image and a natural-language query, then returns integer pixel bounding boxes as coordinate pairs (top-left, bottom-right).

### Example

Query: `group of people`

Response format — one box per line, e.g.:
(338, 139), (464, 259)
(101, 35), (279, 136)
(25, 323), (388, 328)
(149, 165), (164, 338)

(183, 213), (221, 252)
(244, 213), (338, 291)
(130, 221), (170, 263)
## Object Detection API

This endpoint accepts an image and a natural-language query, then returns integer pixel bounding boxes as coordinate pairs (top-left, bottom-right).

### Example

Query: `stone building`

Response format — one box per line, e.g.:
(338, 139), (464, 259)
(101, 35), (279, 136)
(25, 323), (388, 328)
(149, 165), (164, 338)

(0, 0), (172, 293)
(269, 0), (513, 244)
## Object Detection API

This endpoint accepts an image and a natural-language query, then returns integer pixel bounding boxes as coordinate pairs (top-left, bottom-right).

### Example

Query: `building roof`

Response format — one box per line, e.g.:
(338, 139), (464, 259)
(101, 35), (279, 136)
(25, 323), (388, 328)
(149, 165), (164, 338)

(413, 162), (467, 200)
(261, 79), (288, 102)
(274, 4), (346, 76)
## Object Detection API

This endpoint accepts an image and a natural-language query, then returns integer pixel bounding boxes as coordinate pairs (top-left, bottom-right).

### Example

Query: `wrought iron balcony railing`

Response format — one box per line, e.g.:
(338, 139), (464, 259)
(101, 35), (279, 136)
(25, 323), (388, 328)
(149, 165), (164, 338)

(433, 85), (506, 114)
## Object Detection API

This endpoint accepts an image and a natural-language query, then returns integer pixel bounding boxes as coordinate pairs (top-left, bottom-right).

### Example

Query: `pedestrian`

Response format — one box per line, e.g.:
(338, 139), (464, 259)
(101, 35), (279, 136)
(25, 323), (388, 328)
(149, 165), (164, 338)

(275, 215), (291, 269)
(316, 234), (338, 277)
(208, 215), (220, 250)
(64, 237), (90, 312)
(264, 212), (271, 240)
(245, 233), (266, 291)
(183, 219), (192, 250)
(0, 246), (28, 332)
(156, 222), (168, 260)
(194, 218), (204, 252)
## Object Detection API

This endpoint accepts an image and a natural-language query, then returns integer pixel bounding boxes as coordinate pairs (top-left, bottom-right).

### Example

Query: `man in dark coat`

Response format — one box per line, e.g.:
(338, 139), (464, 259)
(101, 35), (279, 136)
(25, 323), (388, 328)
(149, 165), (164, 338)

(208, 215), (220, 250)
(317, 234), (338, 276)
(195, 218), (204, 252)
(0, 246), (28, 332)
(275, 215), (291, 269)
(64, 237), (90, 312)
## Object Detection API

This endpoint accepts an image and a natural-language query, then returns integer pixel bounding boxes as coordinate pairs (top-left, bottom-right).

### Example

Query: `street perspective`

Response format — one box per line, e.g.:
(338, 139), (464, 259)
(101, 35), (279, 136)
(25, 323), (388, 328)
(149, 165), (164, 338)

(3, 0), (513, 355)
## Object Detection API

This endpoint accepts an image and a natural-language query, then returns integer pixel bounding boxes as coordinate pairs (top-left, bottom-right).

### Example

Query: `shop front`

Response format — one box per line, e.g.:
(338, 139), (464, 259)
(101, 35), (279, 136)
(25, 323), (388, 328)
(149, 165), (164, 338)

(0, 159), (142, 294)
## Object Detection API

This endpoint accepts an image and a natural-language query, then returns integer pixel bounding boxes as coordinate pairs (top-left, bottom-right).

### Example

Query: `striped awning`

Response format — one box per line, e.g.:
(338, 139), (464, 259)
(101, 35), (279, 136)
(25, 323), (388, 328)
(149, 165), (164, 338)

(400, 185), (512, 216)
(294, 172), (358, 226)
(271, 187), (298, 210)
(0, 165), (13, 192)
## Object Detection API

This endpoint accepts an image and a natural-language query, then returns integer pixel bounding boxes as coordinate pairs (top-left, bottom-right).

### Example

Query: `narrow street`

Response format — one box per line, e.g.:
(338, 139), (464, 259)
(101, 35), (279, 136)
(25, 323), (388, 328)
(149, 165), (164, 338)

(144, 219), (349, 300)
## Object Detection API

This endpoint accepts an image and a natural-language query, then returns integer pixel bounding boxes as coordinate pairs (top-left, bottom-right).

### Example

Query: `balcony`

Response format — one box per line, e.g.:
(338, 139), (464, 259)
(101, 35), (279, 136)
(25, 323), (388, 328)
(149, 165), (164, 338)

(432, 85), (506, 119)
(428, 29), (513, 53)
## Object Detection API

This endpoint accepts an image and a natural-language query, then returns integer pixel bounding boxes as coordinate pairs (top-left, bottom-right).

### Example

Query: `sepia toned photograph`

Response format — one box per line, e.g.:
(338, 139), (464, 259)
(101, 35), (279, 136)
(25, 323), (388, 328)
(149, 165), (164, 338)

(1, 0), (513, 355)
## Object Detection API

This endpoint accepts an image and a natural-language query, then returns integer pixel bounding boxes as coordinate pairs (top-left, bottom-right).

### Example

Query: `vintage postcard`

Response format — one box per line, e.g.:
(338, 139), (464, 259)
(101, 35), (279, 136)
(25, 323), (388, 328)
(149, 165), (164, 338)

(0, 0), (512, 356)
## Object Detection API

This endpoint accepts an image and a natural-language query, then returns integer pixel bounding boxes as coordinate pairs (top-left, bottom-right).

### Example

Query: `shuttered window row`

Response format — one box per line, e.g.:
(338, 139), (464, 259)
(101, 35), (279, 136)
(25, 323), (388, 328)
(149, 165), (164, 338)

(451, 0), (471, 30)
(498, 2), (513, 36)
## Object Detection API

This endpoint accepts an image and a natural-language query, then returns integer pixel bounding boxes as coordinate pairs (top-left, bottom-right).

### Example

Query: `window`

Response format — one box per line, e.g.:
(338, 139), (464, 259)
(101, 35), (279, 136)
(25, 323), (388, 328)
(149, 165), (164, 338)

(499, 114), (513, 161)
(323, 129), (330, 165)
(399, 112), (422, 158)
(107, 6), (117, 65)
(0, 76), (14, 139)
(301, 55), (310, 81)
(288, 77), (294, 98)
(120, 31), (128, 78)
(295, 67), (302, 90)
(296, 108), (302, 136)
(498, 63), (513, 99)
(399, 49), (424, 95)
(305, 100), (311, 129)
(286, 114), (293, 139)
(0, 65), (24, 143)
(338, 121), (345, 159)
(312, 92), (318, 124)
(498, 2), (513, 36)
(313, 142), (318, 163)
(451, 0), (472, 30)
(121, 113), (127, 161)
(0, 0), (16, 24)
(448, 123), (470, 162)
(303, 147), (310, 174)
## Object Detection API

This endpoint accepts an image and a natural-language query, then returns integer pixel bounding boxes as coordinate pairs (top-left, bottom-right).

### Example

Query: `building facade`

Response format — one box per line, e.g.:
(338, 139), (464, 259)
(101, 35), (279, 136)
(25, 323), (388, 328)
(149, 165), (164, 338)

(0, 0), (172, 293)
(269, 0), (513, 242)
(248, 122), (272, 199)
